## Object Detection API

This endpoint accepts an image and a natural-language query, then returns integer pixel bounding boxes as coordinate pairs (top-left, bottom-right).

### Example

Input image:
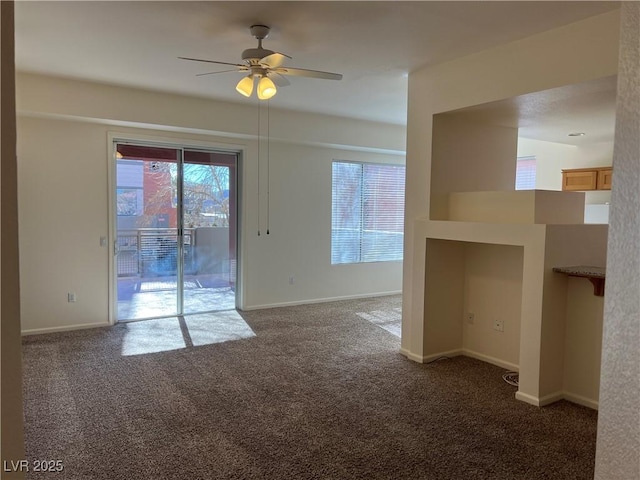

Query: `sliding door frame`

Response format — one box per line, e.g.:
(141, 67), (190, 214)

(107, 132), (246, 325)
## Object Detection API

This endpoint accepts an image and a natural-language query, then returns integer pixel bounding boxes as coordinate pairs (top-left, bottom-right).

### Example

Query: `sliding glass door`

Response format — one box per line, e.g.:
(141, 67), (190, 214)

(114, 142), (237, 321)
(181, 150), (237, 315)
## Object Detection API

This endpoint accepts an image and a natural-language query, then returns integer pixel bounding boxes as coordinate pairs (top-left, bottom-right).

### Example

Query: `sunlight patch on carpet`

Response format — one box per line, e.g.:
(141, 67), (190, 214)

(117, 287), (236, 320)
(357, 307), (402, 337)
(121, 311), (255, 356)
(121, 317), (185, 355)
(184, 311), (256, 346)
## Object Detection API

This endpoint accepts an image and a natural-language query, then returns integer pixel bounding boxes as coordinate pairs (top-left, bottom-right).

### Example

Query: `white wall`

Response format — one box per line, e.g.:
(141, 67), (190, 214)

(16, 74), (406, 333)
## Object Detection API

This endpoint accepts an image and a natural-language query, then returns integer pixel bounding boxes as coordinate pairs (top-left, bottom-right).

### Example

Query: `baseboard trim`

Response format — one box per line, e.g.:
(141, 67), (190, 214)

(22, 322), (111, 336)
(399, 348), (463, 364)
(515, 391), (543, 406)
(562, 392), (599, 410)
(399, 349), (426, 363)
(424, 349), (463, 363)
(538, 391), (565, 407)
(401, 348), (519, 371)
(400, 348), (599, 411)
(241, 291), (402, 311)
(515, 390), (598, 409)
(462, 349), (519, 372)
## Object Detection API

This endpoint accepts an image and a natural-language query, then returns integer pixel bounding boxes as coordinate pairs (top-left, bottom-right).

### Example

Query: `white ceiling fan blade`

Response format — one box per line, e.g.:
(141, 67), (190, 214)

(196, 68), (246, 77)
(178, 56), (245, 68)
(274, 67), (343, 81)
(267, 72), (290, 87)
(259, 52), (291, 69)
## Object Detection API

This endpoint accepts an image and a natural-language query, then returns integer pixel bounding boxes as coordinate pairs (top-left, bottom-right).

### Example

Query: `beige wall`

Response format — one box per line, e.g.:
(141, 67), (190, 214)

(16, 75), (406, 333)
(517, 137), (613, 205)
(420, 240), (525, 370)
(430, 115), (518, 219)
(563, 278), (604, 407)
(404, 10), (620, 410)
(1, 1), (26, 477)
(595, 3), (640, 478)
(411, 217), (608, 406)
(403, 10), (620, 356)
(422, 239), (465, 359)
(518, 138), (579, 191)
(463, 243), (523, 369)
(540, 225), (608, 402)
(17, 73), (405, 155)
(405, 218), (549, 377)
(18, 117), (110, 332)
(447, 190), (585, 225)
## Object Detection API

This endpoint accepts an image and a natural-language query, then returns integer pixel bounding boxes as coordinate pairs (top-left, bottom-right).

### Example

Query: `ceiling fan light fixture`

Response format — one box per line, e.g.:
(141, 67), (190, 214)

(236, 75), (254, 97)
(180, 24), (342, 100)
(257, 76), (277, 100)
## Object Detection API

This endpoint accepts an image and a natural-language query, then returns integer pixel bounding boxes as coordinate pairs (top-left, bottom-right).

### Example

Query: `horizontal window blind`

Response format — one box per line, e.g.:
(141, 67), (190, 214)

(332, 161), (405, 264)
(515, 155), (536, 190)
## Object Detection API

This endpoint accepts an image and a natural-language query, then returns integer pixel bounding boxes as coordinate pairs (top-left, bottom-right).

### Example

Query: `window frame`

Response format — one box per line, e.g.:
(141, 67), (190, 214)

(515, 155), (537, 190)
(331, 159), (405, 265)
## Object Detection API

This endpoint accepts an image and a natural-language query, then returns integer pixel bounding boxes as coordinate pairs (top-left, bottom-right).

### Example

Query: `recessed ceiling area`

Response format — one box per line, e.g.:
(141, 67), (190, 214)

(14, 1), (620, 126)
(440, 75), (617, 145)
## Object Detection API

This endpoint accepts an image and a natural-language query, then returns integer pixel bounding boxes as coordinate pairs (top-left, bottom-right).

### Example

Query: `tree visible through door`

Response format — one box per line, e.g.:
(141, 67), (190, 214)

(115, 143), (237, 321)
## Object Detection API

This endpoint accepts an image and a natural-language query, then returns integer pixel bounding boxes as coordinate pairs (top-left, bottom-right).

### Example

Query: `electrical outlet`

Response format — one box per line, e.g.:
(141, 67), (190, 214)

(466, 312), (475, 324)
(494, 319), (504, 332)
(68, 292), (77, 303)
(289, 275), (295, 285)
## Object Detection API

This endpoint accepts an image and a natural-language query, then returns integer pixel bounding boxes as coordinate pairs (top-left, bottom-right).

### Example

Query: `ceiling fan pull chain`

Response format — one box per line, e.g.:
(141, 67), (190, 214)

(266, 99), (270, 235)
(257, 96), (261, 236)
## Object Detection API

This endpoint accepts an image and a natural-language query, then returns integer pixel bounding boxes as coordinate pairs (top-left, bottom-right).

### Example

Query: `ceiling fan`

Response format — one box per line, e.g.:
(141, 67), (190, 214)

(179, 24), (343, 100)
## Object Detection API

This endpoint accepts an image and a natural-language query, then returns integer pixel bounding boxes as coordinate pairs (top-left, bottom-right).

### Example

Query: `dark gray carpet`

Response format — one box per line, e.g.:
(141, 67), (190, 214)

(22, 295), (597, 479)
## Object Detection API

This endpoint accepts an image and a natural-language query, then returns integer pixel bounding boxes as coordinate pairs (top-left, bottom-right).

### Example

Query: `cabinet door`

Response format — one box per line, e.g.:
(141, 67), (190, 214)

(597, 168), (613, 190)
(562, 170), (597, 191)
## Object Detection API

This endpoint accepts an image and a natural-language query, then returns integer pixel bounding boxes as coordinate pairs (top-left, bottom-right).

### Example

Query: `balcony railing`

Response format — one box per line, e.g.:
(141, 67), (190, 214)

(117, 228), (195, 277)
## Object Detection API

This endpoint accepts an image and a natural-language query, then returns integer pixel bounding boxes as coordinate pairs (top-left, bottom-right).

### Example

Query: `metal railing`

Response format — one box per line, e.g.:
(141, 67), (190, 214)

(117, 228), (194, 277)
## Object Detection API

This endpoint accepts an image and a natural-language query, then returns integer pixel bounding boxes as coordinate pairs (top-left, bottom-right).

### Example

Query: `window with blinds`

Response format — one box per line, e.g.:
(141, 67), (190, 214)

(515, 155), (537, 190)
(331, 161), (405, 264)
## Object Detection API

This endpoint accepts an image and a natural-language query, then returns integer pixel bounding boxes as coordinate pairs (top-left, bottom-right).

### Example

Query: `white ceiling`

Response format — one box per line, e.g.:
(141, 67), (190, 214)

(15, 1), (619, 128)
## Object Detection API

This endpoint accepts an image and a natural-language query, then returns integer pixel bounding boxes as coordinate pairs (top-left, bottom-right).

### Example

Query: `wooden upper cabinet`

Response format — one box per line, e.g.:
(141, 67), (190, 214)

(562, 169), (597, 191)
(596, 168), (613, 190)
(562, 167), (612, 191)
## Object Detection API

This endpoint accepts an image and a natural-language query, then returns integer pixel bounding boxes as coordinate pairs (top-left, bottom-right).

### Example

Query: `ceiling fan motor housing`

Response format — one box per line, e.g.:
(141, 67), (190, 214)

(179, 22), (341, 93)
(243, 25), (273, 64)
(242, 47), (274, 64)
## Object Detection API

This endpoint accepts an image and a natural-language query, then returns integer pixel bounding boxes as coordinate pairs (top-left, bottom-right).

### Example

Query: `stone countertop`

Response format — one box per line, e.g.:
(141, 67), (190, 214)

(553, 266), (606, 296)
(552, 266), (606, 278)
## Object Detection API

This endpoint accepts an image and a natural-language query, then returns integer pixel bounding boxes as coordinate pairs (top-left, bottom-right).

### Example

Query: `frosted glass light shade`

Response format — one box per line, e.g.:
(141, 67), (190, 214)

(257, 76), (277, 100)
(236, 76), (254, 97)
